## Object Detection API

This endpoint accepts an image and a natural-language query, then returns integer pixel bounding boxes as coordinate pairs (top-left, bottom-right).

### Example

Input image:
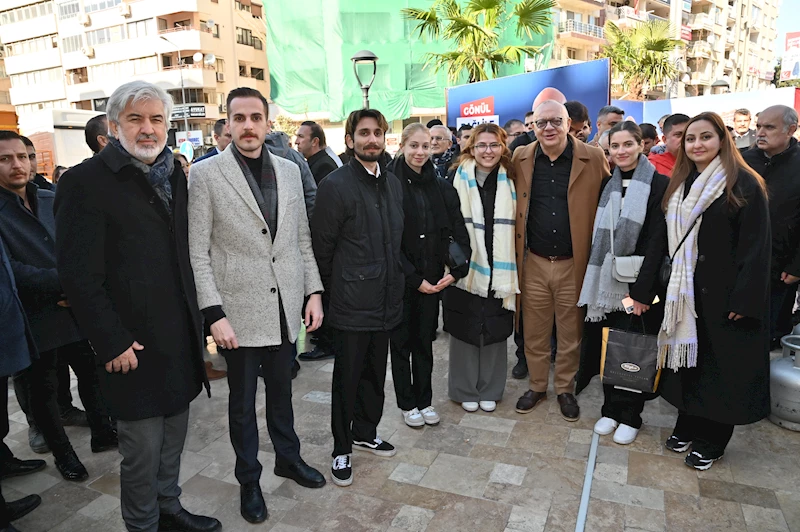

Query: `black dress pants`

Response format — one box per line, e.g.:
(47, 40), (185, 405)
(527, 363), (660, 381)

(390, 288), (438, 412)
(222, 341), (301, 485)
(331, 329), (389, 457)
(601, 384), (657, 429)
(0, 377), (14, 462)
(672, 412), (734, 457)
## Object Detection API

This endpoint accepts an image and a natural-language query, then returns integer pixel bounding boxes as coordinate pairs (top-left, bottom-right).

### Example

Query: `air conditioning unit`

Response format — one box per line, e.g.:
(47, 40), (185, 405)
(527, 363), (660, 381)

(216, 72), (226, 82)
(81, 46), (95, 58)
(204, 136), (213, 145)
(79, 13), (91, 26)
(119, 3), (131, 17)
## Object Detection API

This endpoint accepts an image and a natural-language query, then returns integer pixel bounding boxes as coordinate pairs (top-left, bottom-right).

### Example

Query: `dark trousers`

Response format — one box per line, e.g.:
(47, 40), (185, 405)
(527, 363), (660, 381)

(672, 412), (734, 457)
(0, 377), (14, 462)
(331, 329), (389, 457)
(222, 342), (300, 485)
(15, 341), (110, 436)
(390, 288), (438, 411)
(514, 311), (526, 364)
(601, 384), (656, 429)
(57, 356), (74, 413)
(770, 280), (795, 341)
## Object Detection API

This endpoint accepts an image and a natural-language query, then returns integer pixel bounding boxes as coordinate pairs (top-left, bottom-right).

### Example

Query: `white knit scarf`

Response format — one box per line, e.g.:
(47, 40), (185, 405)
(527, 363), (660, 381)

(452, 158), (519, 311)
(658, 155), (727, 370)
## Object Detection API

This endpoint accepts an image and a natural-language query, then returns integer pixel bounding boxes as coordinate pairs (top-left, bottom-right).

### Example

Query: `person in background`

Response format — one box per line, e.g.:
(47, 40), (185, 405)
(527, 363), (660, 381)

(174, 153), (190, 179)
(639, 123), (659, 153)
(576, 121), (668, 446)
(743, 105), (800, 350)
(388, 123), (470, 428)
(589, 105), (625, 145)
(19, 137), (54, 191)
(193, 119), (231, 163)
(456, 124), (473, 151)
(565, 101), (590, 142)
(503, 119), (527, 145)
(524, 111), (536, 131)
(430, 124), (454, 179)
(648, 113), (690, 177)
(733, 108), (757, 150)
(52, 166), (68, 184)
(444, 123), (518, 414)
(312, 109), (404, 488)
(85, 114), (110, 155)
(512, 100), (610, 422)
(598, 130), (613, 170)
(295, 120), (338, 184)
(0, 233), (45, 532)
(659, 111), (770, 471)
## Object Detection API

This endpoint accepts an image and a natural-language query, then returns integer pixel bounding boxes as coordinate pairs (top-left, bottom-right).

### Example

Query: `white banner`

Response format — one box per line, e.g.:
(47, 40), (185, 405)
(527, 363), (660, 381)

(456, 115), (500, 129)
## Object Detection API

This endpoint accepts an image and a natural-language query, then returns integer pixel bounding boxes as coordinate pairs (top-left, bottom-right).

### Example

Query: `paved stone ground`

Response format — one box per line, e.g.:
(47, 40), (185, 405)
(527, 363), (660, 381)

(4, 327), (800, 532)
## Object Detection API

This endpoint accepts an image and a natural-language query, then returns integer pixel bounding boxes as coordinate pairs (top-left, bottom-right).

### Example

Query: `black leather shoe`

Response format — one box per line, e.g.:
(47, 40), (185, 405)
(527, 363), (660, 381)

(511, 359), (528, 379)
(240, 481), (267, 523)
(515, 390), (547, 414)
(28, 424), (49, 454)
(158, 509), (221, 531)
(91, 430), (118, 453)
(274, 459), (326, 488)
(557, 393), (580, 421)
(0, 457), (46, 479)
(60, 406), (90, 427)
(297, 346), (334, 361)
(54, 450), (88, 482)
(291, 359), (300, 380)
(8, 493), (41, 521)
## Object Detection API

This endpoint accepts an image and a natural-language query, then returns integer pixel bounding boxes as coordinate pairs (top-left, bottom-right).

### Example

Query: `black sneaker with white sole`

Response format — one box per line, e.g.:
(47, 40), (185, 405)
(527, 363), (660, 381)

(684, 450), (723, 470)
(331, 454), (352, 487)
(352, 437), (396, 457)
(665, 435), (692, 453)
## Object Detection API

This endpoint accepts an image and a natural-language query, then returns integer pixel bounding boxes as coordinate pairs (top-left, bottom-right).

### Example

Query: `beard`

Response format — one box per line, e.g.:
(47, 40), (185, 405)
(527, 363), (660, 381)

(119, 133), (165, 164)
(354, 144), (384, 163)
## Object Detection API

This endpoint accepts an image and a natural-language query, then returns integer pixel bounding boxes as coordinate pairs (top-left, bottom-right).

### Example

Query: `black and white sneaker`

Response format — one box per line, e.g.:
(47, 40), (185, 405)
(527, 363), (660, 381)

(352, 436), (396, 457)
(684, 450), (723, 471)
(665, 435), (692, 453)
(331, 454), (352, 487)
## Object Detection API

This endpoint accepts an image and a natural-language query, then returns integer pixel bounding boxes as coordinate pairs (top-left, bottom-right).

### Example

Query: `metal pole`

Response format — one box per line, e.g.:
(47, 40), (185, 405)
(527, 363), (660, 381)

(362, 86), (369, 109)
(178, 50), (189, 137)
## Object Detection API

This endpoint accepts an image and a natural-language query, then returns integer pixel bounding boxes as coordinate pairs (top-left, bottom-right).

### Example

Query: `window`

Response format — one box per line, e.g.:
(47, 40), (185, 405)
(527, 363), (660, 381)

(0, 91), (10, 105)
(58, 1), (80, 19)
(4, 34), (58, 56)
(211, 23), (220, 38)
(239, 64), (247, 77)
(127, 19), (154, 39)
(162, 55), (172, 68)
(167, 88), (211, 104)
(86, 25), (126, 46)
(10, 67), (63, 87)
(87, 56), (157, 82)
(0, 64), (6, 78)
(215, 57), (225, 72)
(235, 1), (251, 12)
(253, 38), (262, 50)
(251, 67), (264, 81)
(157, 18), (168, 32)
(84, 0), (122, 14)
(62, 34), (83, 54)
(93, 98), (108, 112)
(236, 27), (253, 46)
(0, 2), (53, 25)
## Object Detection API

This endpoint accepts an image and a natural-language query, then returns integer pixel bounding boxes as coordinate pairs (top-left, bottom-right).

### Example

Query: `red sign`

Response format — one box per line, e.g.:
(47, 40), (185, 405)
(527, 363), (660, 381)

(680, 25), (692, 42)
(787, 31), (800, 50)
(460, 96), (495, 117)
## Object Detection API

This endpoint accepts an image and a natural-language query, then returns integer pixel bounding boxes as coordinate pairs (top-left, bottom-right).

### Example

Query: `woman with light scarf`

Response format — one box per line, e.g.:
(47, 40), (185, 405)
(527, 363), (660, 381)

(657, 112), (771, 471)
(442, 123), (519, 414)
(576, 122), (669, 446)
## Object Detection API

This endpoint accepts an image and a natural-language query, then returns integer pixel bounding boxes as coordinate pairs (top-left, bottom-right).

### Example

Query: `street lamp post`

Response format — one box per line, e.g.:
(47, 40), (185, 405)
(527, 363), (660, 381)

(159, 36), (189, 135)
(351, 50), (378, 109)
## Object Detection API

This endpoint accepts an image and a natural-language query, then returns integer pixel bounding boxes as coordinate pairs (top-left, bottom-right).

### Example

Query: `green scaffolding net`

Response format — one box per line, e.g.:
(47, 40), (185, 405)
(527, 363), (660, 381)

(267, 1), (554, 122)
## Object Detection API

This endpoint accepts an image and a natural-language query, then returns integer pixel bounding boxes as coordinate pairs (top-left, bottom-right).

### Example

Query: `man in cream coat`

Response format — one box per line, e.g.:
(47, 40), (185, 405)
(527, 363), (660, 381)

(188, 88), (325, 525)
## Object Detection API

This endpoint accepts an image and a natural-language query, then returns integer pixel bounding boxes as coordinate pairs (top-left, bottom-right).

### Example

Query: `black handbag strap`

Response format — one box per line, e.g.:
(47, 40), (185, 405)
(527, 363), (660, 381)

(669, 217), (699, 261)
(625, 314), (648, 335)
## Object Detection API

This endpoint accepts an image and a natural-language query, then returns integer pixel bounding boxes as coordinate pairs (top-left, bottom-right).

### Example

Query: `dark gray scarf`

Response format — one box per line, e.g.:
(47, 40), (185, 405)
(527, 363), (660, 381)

(108, 137), (174, 213)
(230, 143), (278, 240)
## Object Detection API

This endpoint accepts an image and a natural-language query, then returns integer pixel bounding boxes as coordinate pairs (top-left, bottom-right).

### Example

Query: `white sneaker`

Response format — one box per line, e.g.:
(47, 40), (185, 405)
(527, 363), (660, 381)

(402, 408), (425, 428)
(461, 402), (479, 412)
(420, 406), (440, 425)
(613, 423), (639, 445)
(479, 401), (496, 412)
(593, 417), (619, 436)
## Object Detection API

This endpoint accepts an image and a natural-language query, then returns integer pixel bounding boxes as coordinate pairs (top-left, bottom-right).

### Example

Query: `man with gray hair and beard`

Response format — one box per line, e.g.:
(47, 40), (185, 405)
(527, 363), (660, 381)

(54, 81), (220, 532)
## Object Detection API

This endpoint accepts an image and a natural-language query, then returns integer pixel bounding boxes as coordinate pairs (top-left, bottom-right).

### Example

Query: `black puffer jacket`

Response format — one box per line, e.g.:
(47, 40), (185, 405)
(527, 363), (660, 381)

(311, 158), (405, 331)
(743, 138), (800, 280)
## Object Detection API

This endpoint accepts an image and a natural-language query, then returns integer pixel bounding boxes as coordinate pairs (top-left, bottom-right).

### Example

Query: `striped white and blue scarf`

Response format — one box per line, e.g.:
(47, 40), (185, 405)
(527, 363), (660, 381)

(452, 158), (519, 311)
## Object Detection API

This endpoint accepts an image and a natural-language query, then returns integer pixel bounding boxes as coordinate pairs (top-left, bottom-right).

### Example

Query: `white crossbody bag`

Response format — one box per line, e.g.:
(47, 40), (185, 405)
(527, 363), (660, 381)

(609, 207), (644, 284)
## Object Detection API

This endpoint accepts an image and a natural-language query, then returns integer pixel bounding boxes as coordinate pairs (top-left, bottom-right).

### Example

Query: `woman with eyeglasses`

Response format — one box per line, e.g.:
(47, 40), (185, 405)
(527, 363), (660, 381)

(387, 124), (471, 428)
(658, 112), (770, 471)
(443, 123), (519, 413)
(576, 121), (669, 445)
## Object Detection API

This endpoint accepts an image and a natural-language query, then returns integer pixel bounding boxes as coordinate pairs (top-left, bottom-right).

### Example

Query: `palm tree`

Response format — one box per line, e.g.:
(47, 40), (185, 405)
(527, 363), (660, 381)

(402, 0), (555, 84)
(601, 20), (683, 100)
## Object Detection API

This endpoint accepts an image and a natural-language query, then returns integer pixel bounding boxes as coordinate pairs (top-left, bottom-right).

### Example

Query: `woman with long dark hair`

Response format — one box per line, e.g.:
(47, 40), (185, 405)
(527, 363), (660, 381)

(576, 121), (669, 445)
(658, 112), (770, 470)
(443, 123), (519, 413)
(388, 123), (470, 427)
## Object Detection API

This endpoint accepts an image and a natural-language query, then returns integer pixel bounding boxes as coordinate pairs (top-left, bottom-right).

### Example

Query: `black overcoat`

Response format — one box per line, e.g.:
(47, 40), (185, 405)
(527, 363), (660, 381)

(659, 169), (771, 425)
(54, 147), (209, 421)
(0, 235), (36, 378)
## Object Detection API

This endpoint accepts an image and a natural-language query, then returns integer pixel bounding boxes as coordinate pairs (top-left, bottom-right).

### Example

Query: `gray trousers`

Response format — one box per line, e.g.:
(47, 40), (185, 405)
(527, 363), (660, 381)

(448, 336), (508, 402)
(117, 408), (189, 532)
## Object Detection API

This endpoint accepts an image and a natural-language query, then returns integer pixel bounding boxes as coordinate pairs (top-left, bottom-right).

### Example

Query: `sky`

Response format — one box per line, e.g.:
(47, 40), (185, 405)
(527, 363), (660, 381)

(777, 0), (800, 56)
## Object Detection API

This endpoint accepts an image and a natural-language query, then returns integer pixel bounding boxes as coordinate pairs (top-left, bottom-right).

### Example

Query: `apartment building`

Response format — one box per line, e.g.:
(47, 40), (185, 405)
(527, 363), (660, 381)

(0, 0), (269, 148)
(574, 0), (781, 97)
(0, 48), (17, 131)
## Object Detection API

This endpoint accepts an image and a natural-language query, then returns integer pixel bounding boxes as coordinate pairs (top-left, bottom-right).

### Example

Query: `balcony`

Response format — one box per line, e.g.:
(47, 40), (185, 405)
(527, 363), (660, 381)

(557, 20), (605, 45)
(687, 40), (714, 59)
(694, 0), (712, 5)
(723, 58), (734, 71)
(690, 71), (712, 85)
(3, 48), (60, 76)
(688, 13), (714, 31)
(556, 0), (605, 13)
(10, 82), (66, 106)
(549, 58), (584, 68)
(650, 0), (671, 4)
(157, 26), (216, 54)
(605, 6), (647, 28)
(648, 13), (668, 23)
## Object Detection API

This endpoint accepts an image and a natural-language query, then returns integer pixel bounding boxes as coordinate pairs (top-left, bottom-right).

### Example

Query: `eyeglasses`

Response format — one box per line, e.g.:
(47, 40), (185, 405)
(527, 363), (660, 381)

(534, 118), (564, 129)
(474, 143), (503, 152)
(431, 136), (448, 142)
(509, 131), (525, 138)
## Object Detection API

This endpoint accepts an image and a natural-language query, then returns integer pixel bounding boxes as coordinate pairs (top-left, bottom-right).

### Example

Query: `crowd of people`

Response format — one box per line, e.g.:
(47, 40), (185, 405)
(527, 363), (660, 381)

(0, 78), (798, 532)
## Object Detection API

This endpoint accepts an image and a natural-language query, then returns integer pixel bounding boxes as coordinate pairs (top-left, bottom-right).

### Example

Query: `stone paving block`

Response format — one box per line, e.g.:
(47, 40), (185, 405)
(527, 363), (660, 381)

(419, 453), (496, 498)
(590, 479), (665, 511)
(741, 504), (790, 532)
(490, 463), (528, 486)
(389, 462), (428, 485)
(390, 504), (435, 532)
